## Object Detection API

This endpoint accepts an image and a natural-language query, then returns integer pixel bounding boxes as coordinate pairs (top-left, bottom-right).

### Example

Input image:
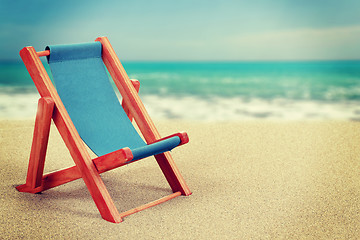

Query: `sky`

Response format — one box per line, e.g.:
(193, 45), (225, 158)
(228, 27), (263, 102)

(1, 0), (360, 61)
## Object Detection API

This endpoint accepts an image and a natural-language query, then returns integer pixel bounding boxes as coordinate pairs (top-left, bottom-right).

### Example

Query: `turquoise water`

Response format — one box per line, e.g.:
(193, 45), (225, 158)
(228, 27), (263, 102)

(125, 61), (360, 101)
(1, 60), (360, 120)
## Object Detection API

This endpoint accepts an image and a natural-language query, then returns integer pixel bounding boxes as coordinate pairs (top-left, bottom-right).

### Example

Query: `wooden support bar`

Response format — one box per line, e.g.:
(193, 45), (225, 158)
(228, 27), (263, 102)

(122, 79), (140, 122)
(154, 152), (192, 196)
(17, 166), (81, 194)
(25, 97), (54, 189)
(119, 191), (181, 218)
(17, 146), (132, 194)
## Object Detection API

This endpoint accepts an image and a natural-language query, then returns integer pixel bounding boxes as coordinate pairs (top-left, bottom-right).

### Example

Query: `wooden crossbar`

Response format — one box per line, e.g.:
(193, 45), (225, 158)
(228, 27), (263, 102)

(17, 146), (134, 194)
(17, 165), (80, 194)
(120, 191), (182, 218)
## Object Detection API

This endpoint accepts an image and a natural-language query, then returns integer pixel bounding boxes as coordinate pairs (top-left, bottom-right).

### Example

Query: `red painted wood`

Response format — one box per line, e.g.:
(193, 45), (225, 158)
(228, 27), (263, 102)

(95, 37), (192, 196)
(17, 166), (81, 193)
(37, 50), (50, 57)
(154, 152), (192, 196)
(119, 191), (181, 218)
(27, 97), (54, 188)
(19, 46), (122, 223)
(93, 147), (133, 173)
(122, 79), (140, 122)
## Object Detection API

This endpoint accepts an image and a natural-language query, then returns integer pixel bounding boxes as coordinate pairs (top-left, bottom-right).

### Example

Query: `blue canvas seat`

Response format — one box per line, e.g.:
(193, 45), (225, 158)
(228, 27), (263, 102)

(46, 42), (180, 160)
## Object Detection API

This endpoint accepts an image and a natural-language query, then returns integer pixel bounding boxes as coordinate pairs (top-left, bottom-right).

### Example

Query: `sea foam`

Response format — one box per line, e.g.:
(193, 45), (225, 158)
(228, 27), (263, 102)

(1, 92), (360, 121)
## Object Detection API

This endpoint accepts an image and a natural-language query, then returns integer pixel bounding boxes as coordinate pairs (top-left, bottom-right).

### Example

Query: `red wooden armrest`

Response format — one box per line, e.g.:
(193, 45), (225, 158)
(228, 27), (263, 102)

(93, 147), (133, 173)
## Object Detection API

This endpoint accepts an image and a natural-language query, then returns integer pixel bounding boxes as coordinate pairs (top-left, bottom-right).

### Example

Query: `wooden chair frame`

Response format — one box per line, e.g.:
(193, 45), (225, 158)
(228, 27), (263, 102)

(16, 37), (191, 223)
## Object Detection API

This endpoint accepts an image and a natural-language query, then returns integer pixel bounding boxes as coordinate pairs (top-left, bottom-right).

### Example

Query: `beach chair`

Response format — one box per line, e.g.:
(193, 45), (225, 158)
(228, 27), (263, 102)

(15, 37), (191, 223)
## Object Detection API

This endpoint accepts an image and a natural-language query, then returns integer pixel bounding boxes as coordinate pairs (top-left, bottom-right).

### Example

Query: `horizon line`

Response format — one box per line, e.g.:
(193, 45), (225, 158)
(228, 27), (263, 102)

(1, 58), (360, 63)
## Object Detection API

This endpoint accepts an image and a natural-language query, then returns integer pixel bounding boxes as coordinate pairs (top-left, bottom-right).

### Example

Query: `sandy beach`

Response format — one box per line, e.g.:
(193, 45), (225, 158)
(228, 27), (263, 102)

(1, 119), (360, 239)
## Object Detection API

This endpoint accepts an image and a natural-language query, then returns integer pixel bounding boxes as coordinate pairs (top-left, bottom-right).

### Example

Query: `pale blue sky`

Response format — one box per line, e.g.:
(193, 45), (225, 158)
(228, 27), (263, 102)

(1, 0), (360, 61)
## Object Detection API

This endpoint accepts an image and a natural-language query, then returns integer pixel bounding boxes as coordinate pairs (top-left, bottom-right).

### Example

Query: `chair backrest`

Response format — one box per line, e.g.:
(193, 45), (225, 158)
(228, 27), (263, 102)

(46, 42), (146, 156)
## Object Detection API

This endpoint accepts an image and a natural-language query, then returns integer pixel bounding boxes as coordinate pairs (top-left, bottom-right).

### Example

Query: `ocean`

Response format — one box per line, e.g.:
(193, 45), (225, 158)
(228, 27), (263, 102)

(1, 60), (360, 121)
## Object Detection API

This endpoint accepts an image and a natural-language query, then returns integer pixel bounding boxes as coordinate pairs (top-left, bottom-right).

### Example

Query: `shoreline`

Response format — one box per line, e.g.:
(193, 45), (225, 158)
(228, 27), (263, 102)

(1, 93), (360, 121)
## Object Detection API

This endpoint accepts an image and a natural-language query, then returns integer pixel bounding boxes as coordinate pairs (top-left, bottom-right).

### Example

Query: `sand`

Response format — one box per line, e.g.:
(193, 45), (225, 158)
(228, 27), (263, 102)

(1, 120), (360, 239)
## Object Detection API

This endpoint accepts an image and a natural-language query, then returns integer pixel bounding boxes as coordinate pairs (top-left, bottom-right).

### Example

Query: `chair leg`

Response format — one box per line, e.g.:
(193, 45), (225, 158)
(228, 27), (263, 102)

(155, 152), (192, 196)
(17, 96), (122, 222)
(16, 97), (54, 192)
(52, 111), (123, 223)
(97, 36), (192, 198)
